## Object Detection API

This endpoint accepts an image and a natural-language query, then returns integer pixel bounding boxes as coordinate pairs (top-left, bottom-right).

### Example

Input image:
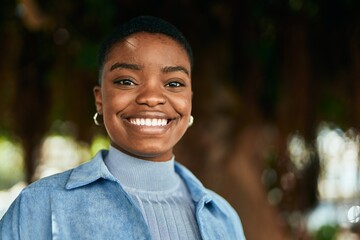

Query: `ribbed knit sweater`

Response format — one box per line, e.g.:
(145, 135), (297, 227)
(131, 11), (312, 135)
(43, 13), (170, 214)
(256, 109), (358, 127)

(104, 146), (201, 240)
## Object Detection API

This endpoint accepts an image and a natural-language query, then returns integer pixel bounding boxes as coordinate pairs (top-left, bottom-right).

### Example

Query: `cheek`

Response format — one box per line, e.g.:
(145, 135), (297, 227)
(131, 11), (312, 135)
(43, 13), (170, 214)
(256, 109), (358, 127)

(102, 91), (130, 113)
(172, 94), (192, 115)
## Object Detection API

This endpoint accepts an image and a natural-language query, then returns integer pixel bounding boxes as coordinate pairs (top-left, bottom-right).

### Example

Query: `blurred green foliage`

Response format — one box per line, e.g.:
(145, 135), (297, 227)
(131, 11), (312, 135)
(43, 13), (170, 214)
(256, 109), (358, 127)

(314, 224), (338, 240)
(0, 136), (24, 189)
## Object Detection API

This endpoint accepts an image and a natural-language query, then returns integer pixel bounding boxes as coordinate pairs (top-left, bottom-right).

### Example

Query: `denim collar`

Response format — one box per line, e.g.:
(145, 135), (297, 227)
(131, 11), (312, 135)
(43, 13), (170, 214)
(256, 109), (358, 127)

(65, 150), (116, 189)
(65, 149), (214, 205)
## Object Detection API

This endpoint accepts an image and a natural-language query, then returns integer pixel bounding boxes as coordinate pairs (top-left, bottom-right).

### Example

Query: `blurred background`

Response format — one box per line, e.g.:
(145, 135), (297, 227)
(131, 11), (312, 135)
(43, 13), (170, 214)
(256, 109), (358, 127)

(1, 0), (360, 239)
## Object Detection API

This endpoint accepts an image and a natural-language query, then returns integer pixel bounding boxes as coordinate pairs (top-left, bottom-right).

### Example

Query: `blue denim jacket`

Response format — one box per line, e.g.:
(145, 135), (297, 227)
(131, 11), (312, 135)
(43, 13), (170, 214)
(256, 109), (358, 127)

(0, 150), (246, 240)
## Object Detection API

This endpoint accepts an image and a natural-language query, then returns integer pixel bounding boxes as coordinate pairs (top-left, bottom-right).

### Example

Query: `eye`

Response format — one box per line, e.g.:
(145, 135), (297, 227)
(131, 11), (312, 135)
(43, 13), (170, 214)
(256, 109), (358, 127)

(113, 79), (136, 86)
(165, 81), (185, 88)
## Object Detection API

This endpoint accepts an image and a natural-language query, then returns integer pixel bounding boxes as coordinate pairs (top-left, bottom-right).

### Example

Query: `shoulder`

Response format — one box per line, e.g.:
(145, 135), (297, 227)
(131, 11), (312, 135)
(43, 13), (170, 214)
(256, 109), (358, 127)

(22, 150), (108, 194)
(24, 169), (72, 193)
(207, 189), (239, 219)
(4, 169), (74, 213)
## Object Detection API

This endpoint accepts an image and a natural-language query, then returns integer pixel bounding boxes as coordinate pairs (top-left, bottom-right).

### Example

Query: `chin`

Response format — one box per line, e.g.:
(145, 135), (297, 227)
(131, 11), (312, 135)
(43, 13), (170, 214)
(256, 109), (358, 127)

(111, 139), (175, 161)
(130, 147), (172, 161)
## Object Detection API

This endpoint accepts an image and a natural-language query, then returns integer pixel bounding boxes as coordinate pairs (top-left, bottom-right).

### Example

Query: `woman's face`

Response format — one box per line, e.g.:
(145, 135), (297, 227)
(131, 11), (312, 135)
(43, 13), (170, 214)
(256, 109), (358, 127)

(94, 32), (192, 162)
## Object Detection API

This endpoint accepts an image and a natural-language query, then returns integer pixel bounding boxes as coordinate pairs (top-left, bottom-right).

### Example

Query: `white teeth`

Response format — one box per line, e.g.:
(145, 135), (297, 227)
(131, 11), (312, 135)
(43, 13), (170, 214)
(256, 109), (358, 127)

(129, 118), (168, 126)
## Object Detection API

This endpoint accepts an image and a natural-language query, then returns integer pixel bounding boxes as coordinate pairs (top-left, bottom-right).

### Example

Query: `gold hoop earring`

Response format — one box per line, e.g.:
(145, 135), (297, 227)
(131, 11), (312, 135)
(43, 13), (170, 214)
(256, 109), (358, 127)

(93, 112), (103, 126)
(188, 115), (194, 127)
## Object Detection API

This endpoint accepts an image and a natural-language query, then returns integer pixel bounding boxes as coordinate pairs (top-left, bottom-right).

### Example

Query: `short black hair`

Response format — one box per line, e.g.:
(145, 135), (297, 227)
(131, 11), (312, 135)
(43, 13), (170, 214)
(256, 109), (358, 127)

(97, 15), (193, 84)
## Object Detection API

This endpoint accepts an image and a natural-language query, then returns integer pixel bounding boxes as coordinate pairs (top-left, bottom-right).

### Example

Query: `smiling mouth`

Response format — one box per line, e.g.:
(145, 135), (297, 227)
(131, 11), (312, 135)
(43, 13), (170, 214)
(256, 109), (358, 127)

(128, 118), (170, 127)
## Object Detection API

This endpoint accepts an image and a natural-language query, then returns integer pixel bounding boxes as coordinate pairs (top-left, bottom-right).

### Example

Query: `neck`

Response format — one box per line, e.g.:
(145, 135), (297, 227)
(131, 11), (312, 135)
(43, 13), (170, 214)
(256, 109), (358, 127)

(104, 146), (180, 191)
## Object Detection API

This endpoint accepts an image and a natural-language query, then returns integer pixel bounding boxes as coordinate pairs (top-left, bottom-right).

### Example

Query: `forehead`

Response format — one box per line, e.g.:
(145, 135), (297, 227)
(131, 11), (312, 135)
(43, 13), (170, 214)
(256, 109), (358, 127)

(123, 32), (180, 48)
(105, 32), (190, 65)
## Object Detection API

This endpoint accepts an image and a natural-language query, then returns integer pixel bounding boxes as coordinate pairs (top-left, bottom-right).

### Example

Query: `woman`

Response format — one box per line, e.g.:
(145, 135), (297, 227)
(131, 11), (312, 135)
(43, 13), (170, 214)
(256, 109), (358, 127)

(0, 16), (246, 239)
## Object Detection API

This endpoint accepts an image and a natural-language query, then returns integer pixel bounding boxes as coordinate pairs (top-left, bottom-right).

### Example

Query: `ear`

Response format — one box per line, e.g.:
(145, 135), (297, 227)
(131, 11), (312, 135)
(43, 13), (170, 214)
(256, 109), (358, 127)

(93, 86), (103, 114)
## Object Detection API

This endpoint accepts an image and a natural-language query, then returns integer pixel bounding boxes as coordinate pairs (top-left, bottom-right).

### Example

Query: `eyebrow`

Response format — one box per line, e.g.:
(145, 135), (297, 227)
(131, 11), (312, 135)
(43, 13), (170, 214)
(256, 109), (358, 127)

(109, 62), (190, 76)
(162, 66), (190, 76)
(110, 62), (142, 71)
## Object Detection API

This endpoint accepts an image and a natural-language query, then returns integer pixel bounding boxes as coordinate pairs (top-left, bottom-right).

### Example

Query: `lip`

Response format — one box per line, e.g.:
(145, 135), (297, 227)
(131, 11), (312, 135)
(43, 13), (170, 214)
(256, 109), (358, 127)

(123, 110), (171, 118)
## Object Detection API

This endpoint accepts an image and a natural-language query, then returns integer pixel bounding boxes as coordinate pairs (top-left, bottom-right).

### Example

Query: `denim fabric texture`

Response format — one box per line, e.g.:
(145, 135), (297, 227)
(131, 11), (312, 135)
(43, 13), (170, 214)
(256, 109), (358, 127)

(0, 150), (246, 240)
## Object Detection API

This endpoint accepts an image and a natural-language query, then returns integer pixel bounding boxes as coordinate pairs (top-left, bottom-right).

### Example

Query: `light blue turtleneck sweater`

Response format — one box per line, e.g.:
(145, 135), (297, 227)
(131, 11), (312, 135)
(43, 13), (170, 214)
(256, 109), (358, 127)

(104, 146), (201, 240)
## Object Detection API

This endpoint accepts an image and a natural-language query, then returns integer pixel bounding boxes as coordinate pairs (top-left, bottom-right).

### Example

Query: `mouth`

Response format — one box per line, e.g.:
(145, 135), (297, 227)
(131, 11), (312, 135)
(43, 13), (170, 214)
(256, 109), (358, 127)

(128, 118), (171, 127)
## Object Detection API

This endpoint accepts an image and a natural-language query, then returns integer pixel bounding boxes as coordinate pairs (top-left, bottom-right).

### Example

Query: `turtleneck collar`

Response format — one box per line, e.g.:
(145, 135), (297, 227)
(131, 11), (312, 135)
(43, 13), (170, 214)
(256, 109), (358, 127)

(104, 146), (180, 192)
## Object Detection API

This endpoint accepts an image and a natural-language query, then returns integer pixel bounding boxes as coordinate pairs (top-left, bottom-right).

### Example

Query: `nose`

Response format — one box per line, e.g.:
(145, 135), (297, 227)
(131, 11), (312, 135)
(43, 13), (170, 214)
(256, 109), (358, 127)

(135, 82), (166, 107)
